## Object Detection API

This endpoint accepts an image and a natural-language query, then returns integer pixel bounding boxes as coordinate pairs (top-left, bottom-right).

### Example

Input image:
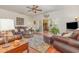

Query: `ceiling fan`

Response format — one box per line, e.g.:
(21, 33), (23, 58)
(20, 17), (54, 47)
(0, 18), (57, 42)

(26, 5), (42, 13)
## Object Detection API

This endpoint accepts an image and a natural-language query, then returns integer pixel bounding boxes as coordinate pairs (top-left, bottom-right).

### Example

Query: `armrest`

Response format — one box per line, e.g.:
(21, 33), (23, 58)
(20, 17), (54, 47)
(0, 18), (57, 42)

(66, 38), (79, 48)
(53, 41), (79, 53)
(53, 36), (79, 48)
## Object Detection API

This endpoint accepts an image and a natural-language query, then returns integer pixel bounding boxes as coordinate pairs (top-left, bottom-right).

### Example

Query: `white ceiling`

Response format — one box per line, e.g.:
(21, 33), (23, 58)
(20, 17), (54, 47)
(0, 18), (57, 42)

(0, 5), (63, 16)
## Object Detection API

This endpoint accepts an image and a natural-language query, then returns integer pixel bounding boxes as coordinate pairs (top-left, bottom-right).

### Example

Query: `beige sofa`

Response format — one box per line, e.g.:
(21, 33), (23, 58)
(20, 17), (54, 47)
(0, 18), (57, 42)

(0, 31), (21, 45)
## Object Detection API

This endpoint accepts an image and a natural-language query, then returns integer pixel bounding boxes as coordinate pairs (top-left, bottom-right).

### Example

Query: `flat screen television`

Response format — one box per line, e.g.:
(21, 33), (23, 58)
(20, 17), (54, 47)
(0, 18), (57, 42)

(66, 22), (78, 29)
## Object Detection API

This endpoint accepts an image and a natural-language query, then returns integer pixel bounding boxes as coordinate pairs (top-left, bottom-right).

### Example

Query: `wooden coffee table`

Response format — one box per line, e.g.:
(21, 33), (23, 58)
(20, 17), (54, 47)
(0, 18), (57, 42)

(0, 40), (29, 53)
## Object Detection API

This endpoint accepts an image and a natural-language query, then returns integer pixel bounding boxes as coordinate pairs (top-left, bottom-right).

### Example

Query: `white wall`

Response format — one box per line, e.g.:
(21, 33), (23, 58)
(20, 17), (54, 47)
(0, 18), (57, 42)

(1, 6), (79, 33)
(0, 8), (34, 27)
(34, 6), (79, 34)
(33, 10), (66, 33)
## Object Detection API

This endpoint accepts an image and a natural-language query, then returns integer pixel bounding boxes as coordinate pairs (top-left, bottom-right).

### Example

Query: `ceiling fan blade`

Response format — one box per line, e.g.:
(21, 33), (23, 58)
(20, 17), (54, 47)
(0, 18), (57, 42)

(36, 5), (39, 8)
(33, 5), (36, 8)
(26, 6), (32, 9)
(33, 5), (39, 8)
(36, 9), (42, 11)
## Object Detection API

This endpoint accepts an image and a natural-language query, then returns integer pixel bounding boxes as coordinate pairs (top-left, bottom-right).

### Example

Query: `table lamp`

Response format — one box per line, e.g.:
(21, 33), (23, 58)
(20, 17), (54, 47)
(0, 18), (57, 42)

(0, 19), (15, 48)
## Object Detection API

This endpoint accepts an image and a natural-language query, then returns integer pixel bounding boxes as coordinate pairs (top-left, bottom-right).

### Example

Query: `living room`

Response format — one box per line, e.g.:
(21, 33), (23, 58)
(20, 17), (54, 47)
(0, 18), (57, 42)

(0, 5), (79, 53)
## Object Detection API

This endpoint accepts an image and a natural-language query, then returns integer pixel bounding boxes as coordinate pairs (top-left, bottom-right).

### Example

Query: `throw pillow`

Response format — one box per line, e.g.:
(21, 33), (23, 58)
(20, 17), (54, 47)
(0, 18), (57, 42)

(15, 29), (18, 33)
(63, 31), (73, 37)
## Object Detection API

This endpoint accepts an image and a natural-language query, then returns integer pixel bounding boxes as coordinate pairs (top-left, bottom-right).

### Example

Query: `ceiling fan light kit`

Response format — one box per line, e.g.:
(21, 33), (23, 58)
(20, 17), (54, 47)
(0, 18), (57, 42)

(44, 14), (49, 18)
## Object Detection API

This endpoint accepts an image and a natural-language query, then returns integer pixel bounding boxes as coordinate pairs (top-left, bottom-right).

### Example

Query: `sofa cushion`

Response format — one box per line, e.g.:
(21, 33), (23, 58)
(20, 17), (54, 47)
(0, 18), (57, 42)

(20, 29), (24, 32)
(0, 38), (4, 44)
(70, 30), (79, 39)
(15, 29), (18, 32)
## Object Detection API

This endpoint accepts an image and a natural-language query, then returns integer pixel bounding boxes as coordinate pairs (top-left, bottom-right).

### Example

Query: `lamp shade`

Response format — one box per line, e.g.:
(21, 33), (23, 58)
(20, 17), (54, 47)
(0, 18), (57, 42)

(0, 19), (15, 31)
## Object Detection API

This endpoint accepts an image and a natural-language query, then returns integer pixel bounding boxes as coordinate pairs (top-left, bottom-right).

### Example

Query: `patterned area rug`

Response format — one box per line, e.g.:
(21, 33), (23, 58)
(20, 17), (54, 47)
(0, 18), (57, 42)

(29, 34), (49, 53)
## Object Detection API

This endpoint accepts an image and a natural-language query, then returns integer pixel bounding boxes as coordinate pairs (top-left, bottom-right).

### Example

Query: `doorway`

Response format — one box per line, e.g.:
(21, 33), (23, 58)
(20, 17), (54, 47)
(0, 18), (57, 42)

(43, 19), (49, 32)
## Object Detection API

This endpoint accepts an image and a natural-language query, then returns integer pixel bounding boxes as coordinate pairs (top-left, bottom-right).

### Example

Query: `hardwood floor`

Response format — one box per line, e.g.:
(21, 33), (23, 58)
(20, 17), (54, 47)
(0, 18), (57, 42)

(23, 32), (60, 53)
(27, 46), (60, 53)
(47, 46), (60, 53)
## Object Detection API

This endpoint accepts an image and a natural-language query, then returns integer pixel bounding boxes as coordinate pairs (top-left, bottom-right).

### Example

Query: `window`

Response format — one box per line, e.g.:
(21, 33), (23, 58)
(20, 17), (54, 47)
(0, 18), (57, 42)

(16, 17), (24, 25)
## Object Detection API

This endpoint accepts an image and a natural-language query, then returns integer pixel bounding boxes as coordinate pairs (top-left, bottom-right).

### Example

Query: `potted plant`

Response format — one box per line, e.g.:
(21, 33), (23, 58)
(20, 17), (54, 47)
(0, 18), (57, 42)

(36, 29), (40, 32)
(50, 25), (60, 35)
